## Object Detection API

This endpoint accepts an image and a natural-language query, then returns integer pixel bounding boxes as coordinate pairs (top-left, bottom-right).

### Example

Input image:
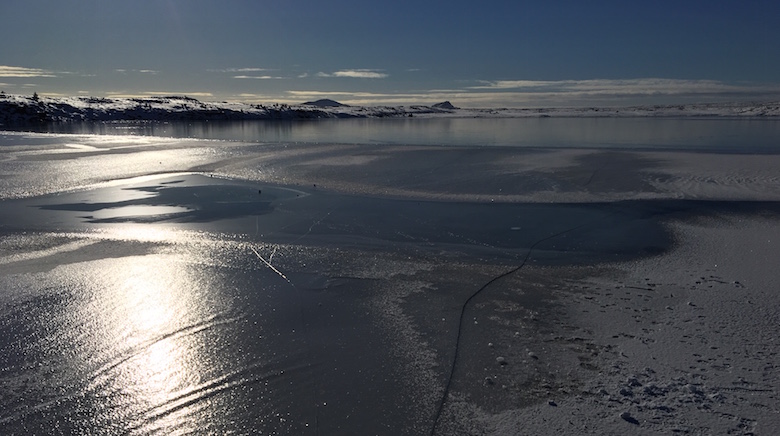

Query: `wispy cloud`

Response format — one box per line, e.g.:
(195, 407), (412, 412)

(105, 91), (214, 98)
(469, 78), (779, 96)
(0, 65), (57, 78)
(230, 68), (267, 72)
(142, 91), (213, 97)
(284, 90), (457, 105)
(235, 92), (301, 103)
(317, 69), (388, 79)
(210, 67), (269, 73)
(114, 69), (159, 75)
(233, 75), (284, 80)
(281, 77), (780, 107)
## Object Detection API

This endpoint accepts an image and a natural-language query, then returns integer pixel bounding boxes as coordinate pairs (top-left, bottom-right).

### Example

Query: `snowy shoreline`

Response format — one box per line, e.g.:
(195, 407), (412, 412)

(1, 93), (779, 124)
(474, 217), (780, 435)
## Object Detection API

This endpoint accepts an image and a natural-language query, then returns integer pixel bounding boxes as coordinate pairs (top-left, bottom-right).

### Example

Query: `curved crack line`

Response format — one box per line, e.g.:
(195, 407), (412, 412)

(583, 169), (598, 188)
(251, 246), (292, 284)
(429, 211), (616, 435)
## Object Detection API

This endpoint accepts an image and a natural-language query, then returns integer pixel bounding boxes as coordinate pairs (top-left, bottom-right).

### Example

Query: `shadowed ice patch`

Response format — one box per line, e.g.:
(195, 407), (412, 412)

(34, 175), (280, 223)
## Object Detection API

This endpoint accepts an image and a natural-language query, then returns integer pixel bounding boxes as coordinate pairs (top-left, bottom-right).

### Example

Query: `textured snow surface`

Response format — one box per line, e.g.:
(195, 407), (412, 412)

(465, 219), (780, 435)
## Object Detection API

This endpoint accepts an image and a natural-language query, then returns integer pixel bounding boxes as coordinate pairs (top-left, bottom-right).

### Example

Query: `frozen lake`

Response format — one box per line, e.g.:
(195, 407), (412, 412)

(2, 119), (780, 434)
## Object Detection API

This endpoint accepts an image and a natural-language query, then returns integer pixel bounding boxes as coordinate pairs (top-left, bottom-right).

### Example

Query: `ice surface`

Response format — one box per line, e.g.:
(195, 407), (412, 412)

(2, 126), (780, 434)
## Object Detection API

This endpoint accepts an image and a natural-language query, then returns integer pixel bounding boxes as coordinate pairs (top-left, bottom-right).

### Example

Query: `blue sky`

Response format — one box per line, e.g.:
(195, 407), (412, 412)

(1, 0), (779, 107)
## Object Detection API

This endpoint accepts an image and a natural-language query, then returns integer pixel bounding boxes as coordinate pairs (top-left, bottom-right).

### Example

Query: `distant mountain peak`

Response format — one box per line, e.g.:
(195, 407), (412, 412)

(432, 101), (457, 110)
(303, 98), (347, 108)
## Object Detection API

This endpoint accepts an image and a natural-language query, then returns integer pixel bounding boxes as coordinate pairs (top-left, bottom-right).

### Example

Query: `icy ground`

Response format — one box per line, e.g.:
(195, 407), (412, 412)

(1, 129), (779, 434)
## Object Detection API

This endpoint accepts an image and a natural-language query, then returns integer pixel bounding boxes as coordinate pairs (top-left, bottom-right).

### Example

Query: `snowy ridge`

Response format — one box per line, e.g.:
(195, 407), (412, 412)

(1, 93), (779, 124)
(0, 94), (454, 124)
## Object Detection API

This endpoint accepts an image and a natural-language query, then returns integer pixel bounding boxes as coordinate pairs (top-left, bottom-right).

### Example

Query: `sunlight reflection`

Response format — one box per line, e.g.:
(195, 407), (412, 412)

(91, 226), (202, 243)
(114, 257), (194, 401)
(122, 269), (176, 333)
(86, 252), (213, 431)
(90, 205), (193, 220)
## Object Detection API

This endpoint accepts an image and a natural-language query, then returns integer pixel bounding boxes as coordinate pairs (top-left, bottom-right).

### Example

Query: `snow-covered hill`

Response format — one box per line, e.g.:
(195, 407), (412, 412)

(0, 94), (456, 124)
(1, 93), (778, 125)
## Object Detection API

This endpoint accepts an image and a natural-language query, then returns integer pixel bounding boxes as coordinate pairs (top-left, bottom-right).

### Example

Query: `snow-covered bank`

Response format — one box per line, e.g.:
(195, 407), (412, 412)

(0, 94), (455, 124)
(476, 217), (780, 435)
(1, 93), (779, 124)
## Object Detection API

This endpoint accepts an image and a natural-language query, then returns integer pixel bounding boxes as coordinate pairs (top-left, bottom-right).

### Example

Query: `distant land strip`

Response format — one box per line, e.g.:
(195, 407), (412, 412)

(1, 93), (779, 124)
